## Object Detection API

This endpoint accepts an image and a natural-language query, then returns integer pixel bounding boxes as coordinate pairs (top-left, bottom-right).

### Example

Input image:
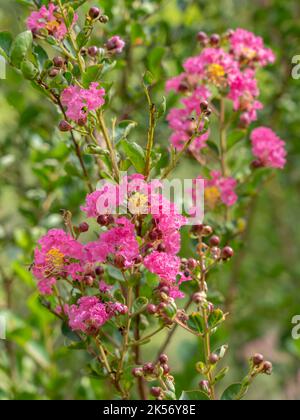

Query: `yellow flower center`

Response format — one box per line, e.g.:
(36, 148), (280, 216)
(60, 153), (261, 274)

(46, 20), (60, 34)
(241, 47), (257, 61)
(205, 186), (221, 209)
(128, 192), (149, 215)
(207, 64), (226, 86)
(46, 248), (65, 268)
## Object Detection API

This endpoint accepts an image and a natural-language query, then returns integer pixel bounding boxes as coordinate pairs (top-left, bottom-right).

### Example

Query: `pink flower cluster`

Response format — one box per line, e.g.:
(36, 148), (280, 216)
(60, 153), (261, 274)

(67, 296), (127, 335)
(86, 217), (140, 268)
(194, 171), (238, 209)
(33, 229), (84, 295)
(166, 28), (275, 150)
(61, 83), (105, 123)
(33, 174), (190, 324)
(250, 127), (287, 169)
(81, 174), (188, 297)
(106, 36), (125, 54)
(27, 3), (78, 40)
(229, 28), (275, 67)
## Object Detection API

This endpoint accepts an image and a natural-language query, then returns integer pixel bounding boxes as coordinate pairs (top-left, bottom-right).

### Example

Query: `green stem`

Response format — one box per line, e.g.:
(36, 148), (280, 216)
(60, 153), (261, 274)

(144, 88), (157, 178)
(97, 111), (120, 182)
(161, 116), (204, 180)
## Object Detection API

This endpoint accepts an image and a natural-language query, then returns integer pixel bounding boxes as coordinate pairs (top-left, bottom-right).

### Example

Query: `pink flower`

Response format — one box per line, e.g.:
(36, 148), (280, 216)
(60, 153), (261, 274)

(194, 171), (238, 209)
(67, 296), (126, 335)
(26, 3), (78, 40)
(37, 277), (56, 296)
(61, 83), (105, 123)
(229, 28), (275, 66)
(99, 280), (113, 293)
(33, 229), (85, 294)
(250, 127), (287, 169)
(85, 217), (140, 268)
(144, 251), (181, 283)
(106, 36), (125, 54)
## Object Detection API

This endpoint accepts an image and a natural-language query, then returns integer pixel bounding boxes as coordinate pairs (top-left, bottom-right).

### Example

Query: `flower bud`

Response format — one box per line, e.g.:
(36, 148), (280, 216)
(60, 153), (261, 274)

(95, 266), (104, 276)
(202, 225), (213, 236)
(210, 34), (220, 45)
(210, 235), (220, 247)
(251, 159), (263, 169)
(147, 304), (157, 315)
(53, 56), (65, 68)
(84, 276), (94, 287)
(99, 15), (109, 24)
(187, 258), (197, 270)
(132, 367), (143, 378)
(97, 215), (109, 226)
(143, 363), (155, 374)
(150, 387), (162, 398)
(49, 68), (59, 78)
(192, 292), (204, 304)
(262, 361), (273, 375)
(134, 255), (143, 265)
(78, 222), (89, 233)
(77, 116), (87, 126)
(89, 7), (101, 19)
(200, 100), (209, 111)
(253, 353), (264, 366)
(199, 380), (210, 393)
(209, 354), (219, 365)
(162, 364), (170, 375)
(197, 31), (208, 43)
(59, 120), (72, 132)
(159, 354), (169, 364)
(88, 46), (99, 57)
(157, 243), (166, 253)
(191, 224), (204, 235)
(221, 246), (234, 260)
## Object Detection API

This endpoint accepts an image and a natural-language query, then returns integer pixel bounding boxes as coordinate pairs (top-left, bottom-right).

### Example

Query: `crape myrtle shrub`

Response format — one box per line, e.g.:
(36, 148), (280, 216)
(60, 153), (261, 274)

(1, 0), (298, 401)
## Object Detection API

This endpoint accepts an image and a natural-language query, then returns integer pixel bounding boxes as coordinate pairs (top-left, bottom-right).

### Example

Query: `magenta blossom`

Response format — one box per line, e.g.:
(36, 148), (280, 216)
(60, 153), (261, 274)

(33, 229), (85, 295)
(61, 83), (105, 123)
(250, 127), (287, 169)
(193, 171), (238, 209)
(144, 251), (181, 284)
(27, 3), (78, 40)
(67, 296), (127, 335)
(106, 36), (125, 54)
(229, 28), (275, 67)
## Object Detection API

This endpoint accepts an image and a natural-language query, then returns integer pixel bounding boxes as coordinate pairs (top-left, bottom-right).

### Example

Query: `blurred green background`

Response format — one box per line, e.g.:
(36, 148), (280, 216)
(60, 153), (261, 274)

(0, 0), (300, 400)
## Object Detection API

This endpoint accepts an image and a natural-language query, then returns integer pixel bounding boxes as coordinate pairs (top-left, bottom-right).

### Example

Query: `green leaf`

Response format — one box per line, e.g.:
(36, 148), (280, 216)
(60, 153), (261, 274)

(21, 60), (38, 80)
(148, 46), (165, 76)
(156, 96), (167, 119)
(143, 70), (155, 87)
(206, 141), (219, 156)
(61, 322), (82, 343)
(82, 64), (103, 88)
(221, 383), (243, 400)
(213, 367), (229, 385)
(120, 139), (145, 173)
(187, 312), (204, 334)
(33, 45), (48, 71)
(133, 296), (149, 312)
(180, 390), (210, 400)
(116, 120), (138, 143)
(208, 309), (225, 329)
(227, 130), (246, 150)
(0, 31), (13, 60)
(10, 31), (33, 68)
